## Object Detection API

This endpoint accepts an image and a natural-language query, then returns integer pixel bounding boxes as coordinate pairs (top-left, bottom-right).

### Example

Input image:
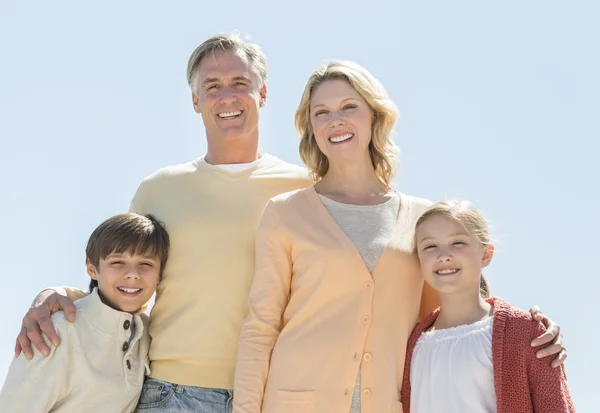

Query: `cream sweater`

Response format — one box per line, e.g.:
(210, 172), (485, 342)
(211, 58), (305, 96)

(0, 289), (150, 413)
(63, 156), (312, 389)
(233, 187), (440, 413)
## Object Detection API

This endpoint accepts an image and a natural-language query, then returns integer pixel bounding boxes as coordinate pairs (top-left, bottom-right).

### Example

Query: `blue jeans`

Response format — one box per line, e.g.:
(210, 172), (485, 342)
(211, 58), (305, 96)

(136, 378), (233, 413)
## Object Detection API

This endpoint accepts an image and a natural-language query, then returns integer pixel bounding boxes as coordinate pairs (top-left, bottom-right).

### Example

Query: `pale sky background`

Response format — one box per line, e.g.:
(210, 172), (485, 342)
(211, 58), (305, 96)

(1, 0), (598, 409)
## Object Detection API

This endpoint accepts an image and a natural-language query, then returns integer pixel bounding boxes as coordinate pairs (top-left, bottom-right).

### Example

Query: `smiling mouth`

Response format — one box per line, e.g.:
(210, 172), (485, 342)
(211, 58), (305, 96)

(117, 287), (142, 296)
(435, 268), (460, 276)
(329, 133), (353, 143)
(217, 110), (243, 120)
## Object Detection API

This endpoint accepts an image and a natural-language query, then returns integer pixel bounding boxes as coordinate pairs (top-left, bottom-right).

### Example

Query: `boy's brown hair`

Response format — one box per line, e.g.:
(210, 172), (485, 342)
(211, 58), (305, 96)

(86, 213), (170, 291)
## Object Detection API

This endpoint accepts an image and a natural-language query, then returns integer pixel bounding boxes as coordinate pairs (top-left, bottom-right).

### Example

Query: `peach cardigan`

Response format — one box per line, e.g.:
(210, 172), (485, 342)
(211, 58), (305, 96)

(233, 187), (439, 413)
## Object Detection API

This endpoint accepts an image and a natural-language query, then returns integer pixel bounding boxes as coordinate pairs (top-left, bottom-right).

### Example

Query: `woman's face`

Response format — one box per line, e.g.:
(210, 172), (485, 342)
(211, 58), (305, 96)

(309, 79), (374, 165)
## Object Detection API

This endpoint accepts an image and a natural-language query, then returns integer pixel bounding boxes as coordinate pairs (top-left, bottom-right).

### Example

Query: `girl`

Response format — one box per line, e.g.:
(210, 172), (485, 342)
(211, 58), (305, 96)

(401, 200), (575, 412)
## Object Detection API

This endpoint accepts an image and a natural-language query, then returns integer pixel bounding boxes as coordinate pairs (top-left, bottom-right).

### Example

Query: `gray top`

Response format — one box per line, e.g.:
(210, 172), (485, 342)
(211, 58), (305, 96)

(318, 192), (400, 272)
(318, 192), (401, 413)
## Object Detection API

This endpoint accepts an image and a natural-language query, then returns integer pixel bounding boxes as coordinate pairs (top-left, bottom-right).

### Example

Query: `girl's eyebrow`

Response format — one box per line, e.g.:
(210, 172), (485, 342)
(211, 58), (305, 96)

(418, 232), (470, 244)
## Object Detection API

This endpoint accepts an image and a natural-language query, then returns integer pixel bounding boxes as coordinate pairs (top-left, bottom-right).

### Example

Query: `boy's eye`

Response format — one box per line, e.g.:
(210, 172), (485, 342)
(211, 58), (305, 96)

(140, 262), (154, 267)
(111, 261), (124, 265)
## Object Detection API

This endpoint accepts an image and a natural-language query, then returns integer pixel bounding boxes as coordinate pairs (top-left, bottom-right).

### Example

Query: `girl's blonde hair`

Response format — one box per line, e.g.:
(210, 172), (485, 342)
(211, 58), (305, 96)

(295, 60), (399, 187)
(414, 200), (491, 298)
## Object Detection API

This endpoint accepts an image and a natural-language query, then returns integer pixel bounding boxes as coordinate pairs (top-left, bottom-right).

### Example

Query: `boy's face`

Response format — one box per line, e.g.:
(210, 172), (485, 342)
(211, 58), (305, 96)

(87, 251), (161, 313)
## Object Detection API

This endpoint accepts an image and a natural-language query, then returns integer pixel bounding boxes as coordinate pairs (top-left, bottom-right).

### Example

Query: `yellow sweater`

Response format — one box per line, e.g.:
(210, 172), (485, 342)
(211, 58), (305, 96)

(233, 187), (440, 413)
(64, 156), (312, 389)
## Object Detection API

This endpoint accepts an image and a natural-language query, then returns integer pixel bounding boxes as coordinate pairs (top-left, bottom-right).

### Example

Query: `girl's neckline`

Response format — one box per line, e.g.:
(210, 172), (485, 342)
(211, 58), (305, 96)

(420, 315), (494, 341)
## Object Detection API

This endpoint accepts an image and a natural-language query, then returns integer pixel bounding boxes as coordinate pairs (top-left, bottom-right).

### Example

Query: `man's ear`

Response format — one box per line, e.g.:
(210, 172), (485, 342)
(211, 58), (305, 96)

(86, 259), (99, 280)
(481, 244), (495, 268)
(192, 90), (202, 114)
(259, 83), (267, 108)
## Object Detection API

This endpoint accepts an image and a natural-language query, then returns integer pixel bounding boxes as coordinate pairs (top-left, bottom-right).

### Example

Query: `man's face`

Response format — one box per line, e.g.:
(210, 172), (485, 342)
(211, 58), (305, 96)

(192, 50), (266, 145)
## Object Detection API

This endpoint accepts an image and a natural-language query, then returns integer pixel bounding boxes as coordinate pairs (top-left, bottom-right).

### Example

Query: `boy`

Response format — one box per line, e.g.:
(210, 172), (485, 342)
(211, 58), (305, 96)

(0, 213), (169, 412)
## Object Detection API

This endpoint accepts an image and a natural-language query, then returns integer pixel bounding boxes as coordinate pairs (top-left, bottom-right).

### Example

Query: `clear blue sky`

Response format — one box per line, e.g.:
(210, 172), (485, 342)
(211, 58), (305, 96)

(1, 0), (597, 409)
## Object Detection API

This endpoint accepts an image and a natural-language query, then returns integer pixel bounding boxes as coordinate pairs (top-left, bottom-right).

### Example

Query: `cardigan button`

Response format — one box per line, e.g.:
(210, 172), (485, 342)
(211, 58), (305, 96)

(363, 353), (372, 362)
(364, 281), (373, 289)
(362, 389), (371, 398)
(123, 320), (131, 330)
(361, 315), (370, 324)
(122, 342), (129, 352)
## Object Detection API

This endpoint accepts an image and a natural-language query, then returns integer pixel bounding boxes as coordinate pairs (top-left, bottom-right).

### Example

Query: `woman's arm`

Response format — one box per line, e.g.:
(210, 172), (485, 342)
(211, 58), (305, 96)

(233, 201), (293, 413)
(418, 282), (440, 321)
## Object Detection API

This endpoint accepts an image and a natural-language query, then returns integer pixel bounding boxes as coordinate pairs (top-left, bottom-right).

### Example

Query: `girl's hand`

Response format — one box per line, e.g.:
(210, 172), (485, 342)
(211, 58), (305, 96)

(529, 305), (567, 368)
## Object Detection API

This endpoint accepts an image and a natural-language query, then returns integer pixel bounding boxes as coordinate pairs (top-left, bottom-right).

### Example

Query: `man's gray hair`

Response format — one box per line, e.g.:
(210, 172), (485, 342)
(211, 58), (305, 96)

(186, 32), (268, 92)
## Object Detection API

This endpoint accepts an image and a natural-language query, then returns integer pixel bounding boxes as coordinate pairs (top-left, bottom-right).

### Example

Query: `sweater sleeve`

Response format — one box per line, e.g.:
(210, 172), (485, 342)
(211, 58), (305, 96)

(0, 320), (71, 412)
(233, 201), (292, 413)
(527, 321), (576, 412)
(60, 286), (89, 301)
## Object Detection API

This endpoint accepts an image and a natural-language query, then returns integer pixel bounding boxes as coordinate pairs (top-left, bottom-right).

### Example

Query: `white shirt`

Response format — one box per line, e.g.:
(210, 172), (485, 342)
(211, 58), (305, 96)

(0, 289), (150, 413)
(199, 153), (275, 173)
(410, 316), (497, 413)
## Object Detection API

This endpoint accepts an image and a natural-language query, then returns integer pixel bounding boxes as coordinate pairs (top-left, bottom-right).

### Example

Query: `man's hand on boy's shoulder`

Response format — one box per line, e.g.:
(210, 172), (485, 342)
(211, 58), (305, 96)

(529, 305), (567, 368)
(14, 289), (77, 360)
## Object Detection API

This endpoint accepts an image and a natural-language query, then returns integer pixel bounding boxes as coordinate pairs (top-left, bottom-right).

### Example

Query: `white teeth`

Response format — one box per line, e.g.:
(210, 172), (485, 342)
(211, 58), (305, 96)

(218, 111), (242, 118)
(119, 288), (141, 293)
(329, 133), (353, 143)
(436, 269), (458, 275)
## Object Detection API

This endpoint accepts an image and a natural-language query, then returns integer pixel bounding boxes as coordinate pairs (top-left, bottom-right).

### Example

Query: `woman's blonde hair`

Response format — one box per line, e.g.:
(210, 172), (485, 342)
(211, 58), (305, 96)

(295, 60), (399, 187)
(414, 200), (491, 298)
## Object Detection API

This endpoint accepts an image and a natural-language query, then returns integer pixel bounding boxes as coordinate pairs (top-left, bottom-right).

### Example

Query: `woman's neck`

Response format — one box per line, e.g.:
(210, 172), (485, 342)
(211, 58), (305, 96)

(434, 289), (492, 330)
(316, 155), (390, 205)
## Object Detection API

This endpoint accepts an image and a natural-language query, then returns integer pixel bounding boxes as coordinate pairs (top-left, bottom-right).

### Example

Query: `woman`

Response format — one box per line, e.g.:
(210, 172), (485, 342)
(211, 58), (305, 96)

(233, 61), (564, 413)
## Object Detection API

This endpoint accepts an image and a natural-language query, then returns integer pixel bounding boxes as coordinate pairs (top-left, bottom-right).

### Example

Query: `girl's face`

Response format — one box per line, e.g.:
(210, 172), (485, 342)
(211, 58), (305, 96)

(415, 214), (494, 297)
(309, 79), (374, 166)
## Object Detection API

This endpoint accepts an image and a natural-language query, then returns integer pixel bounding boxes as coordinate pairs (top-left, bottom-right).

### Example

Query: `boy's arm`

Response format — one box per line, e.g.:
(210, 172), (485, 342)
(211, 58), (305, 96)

(1, 322), (71, 412)
(527, 322), (576, 412)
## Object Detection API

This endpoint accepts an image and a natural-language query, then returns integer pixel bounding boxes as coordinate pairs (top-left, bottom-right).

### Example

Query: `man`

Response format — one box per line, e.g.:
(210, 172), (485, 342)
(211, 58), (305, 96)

(15, 33), (565, 412)
(15, 33), (311, 412)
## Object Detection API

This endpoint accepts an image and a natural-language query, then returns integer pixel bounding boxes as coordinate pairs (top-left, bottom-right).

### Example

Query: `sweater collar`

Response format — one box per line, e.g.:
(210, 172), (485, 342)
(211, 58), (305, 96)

(76, 289), (145, 340)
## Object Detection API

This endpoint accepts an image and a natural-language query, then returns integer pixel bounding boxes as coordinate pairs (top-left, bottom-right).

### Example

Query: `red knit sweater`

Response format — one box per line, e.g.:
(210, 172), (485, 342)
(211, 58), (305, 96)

(401, 297), (575, 412)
